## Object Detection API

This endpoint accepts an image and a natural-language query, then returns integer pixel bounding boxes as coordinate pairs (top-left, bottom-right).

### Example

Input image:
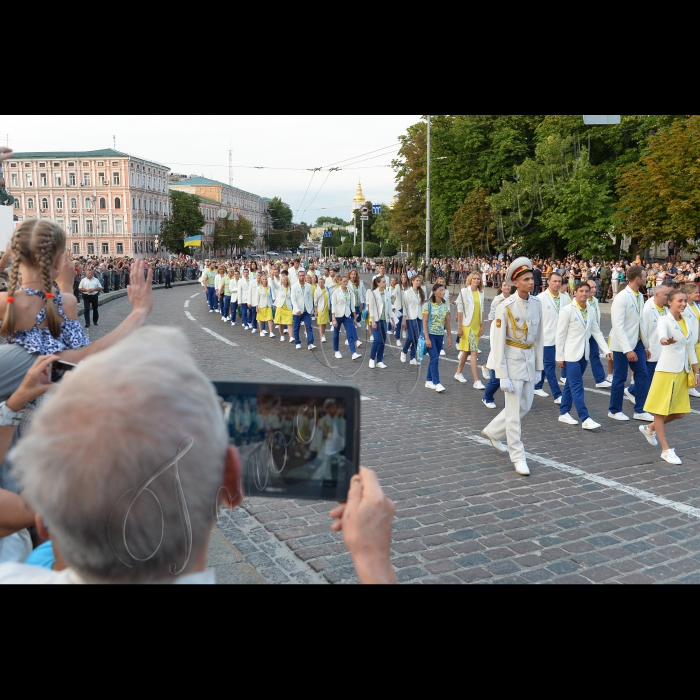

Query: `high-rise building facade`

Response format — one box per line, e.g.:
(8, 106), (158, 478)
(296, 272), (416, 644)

(6, 149), (170, 257)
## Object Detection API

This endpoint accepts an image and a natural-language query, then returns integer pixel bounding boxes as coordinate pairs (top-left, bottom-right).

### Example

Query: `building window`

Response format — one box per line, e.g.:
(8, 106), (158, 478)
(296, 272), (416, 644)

(132, 197), (135, 210)
(114, 197), (121, 209)
(117, 242), (123, 254)
(82, 162), (89, 167)
(98, 172), (105, 185)
(72, 243), (80, 254)
(86, 219), (93, 234)
(57, 218), (64, 229)
(83, 173), (91, 186)
(40, 173), (47, 187)
(112, 161), (119, 166)
(113, 172), (120, 185)
(14, 199), (20, 209)
(26, 173), (33, 187)
(54, 172), (62, 186)
(87, 243), (94, 255)
(71, 220), (79, 234)
(115, 219), (123, 234)
(99, 197), (106, 209)
(97, 161), (104, 166)
(102, 243), (109, 254)
(70, 197), (77, 210)
(68, 172), (76, 186)
(68, 162), (75, 167)
(10, 173), (17, 187)
(56, 197), (63, 210)
(100, 219), (108, 234)
(41, 197), (48, 210)
(85, 198), (92, 211)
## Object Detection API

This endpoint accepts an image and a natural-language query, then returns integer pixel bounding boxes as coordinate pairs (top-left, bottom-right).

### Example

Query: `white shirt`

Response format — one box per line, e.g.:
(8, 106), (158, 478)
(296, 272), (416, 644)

(79, 277), (102, 295)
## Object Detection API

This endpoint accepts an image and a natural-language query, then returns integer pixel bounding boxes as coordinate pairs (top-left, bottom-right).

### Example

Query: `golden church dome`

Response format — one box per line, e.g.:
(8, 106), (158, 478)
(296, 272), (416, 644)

(353, 181), (365, 203)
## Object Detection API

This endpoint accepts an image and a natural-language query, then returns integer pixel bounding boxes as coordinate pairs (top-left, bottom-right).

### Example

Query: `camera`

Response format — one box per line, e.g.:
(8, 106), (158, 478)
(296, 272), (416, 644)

(213, 380), (360, 501)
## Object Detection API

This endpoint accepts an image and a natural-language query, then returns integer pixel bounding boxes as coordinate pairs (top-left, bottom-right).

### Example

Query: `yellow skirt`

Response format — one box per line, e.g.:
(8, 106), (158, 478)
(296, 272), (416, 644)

(257, 307), (272, 322)
(644, 370), (691, 416)
(317, 308), (330, 325)
(458, 327), (479, 352)
(275, 306), (293, 325)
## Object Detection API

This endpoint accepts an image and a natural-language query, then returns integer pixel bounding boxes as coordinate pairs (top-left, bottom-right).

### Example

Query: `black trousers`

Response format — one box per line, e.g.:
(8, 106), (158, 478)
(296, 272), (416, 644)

(165, 274), (172, 288)
(83, 294), (99, 325)
(599, 278), (611, 302)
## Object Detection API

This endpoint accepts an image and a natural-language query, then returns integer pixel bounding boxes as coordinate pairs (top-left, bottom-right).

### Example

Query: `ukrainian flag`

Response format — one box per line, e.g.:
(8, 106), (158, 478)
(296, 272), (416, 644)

(184, 235), (203, 247)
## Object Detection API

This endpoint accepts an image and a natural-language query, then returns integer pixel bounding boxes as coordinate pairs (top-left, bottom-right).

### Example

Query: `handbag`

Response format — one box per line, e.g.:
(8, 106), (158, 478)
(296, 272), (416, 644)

(416, 303), (432, 363)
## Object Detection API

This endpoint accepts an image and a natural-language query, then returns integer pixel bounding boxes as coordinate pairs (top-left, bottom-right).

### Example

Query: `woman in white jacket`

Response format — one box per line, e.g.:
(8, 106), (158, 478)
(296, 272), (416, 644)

(639, 288), (699, 464)
(454, 273), (485, 389)
(274, 274), (294, 342)
(400, 275), (426, 365)
(248, 273), (259, 333)
(367, 276), (394, 369)
(314, 276), (330, 343)
(256, 272), (275, 337)
(331, 276), (361, 360)
(681, 283), (700, 398)
(228, 269), (240, 326)
(390, 275), (403, 347)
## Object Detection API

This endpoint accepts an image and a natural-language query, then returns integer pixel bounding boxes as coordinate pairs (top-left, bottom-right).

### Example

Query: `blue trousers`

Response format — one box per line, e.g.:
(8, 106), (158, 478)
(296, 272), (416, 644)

(229, 300), (238, 322)
(535, 345), (563, 398)
(239, 303), (248, 326)
(426, 334), (444, 385)
(206, 286), (217, 310)
(333, 316), (355, 353)
(249, 306), (257, 327)
(370, 320), (387, 361)
(629, 361), (657, 396)
(394, 312), (402, 340)
(589, 336), (606, 383)
(484, 373), (501, 404)
(402, 319), (420, 359)
(222, 295), (231, 318)
(560, 357), (589, 421)
(609, 340), (649, 415)
(293, 312), (314, 345)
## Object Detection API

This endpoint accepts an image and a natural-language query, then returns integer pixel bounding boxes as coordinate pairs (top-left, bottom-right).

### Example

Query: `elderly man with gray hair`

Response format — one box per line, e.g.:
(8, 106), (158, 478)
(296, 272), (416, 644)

(0, 327), (397, 584)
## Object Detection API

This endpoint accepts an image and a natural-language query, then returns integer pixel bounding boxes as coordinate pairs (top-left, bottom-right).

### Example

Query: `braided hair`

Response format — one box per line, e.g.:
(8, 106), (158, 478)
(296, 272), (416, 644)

(1, 219), (66, 339)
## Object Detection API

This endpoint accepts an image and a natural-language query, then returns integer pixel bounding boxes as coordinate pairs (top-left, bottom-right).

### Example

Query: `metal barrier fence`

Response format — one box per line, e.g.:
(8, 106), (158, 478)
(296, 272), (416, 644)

(74, 267), (198, 300)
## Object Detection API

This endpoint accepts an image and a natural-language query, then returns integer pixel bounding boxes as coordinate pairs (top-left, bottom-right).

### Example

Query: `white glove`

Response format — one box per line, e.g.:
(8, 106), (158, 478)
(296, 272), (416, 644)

(499, 378), (514, 393)
(535, 370), (542, 383)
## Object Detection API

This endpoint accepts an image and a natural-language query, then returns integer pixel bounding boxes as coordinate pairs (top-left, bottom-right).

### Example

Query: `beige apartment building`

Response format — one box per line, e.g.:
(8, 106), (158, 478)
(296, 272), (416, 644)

(6, 148), (170, 258)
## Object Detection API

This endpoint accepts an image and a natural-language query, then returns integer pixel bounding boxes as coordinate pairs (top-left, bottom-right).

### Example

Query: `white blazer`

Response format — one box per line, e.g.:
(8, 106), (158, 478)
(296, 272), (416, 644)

(682, 303), (700, 348)
(540, 289), (571, 346)
(367, 288), (395, 324)
(642, 297), (669, 363)
(291, 282), (314, 314)
(402, 287), (425, 320)
(275, 285), (293, 309)
(228, 277), (239, 299)
(248, 281), (259, 307)
(237, 277), (250, 303)
(257, 285), (272, 309)
(656, 315), (698, 373)
(456, 287), (484, 328)
(314, 286), (329, 313)
(488, 293), (506, 322)
(555, 303), (608, 362)
(390, 285), (403, 312)
(331, 287), (354, 318)
(350, 281), (366, 306)
(609, 284), (649, 353)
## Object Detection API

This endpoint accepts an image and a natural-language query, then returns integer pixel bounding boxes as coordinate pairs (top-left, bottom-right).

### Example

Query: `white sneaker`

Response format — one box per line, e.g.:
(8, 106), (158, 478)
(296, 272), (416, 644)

(559, 412), (579, 425)
(369, 359), (376, 369)
(425, 381), (435, 389)
(454, 373), (467, 383)
(352, 352), (362, 360)
(606, 374), (613, 383)
(639, 424), (658, 446)
(377, 362), (387, 369)
(482, 366), (491, 380)
(661, 448), (682, 465)
(289, 337), (295, 343)
(335, 351), (342, 359)
(608, 411), (630, 421)
(434, 383), (446, 393)
(280, 335), (285, 341)
(689, 387), (700, 398)
(581, 418), (601, 430)
(260, 330), (267, 336)
(473, 380), (485, 390)
(400, 352), (407, 363)
(396, 340), (401, 347)
(356, 340), (362, 347)
(402, 331), (407, 339)
(553, 396), (562, 405)
(209, 309), (214, 313)
(596, 380), (612, 388)
(481, 429), (507, 453)
(308, 344), (316, 350)
(624, 387), (635, 403)
(482, 399), (497, 409)
(321, 336), (327, 343)
(296, 344), (301, 349)
(440, 349), (446, 356)
(251, 329), (257, 334)
(231, 322), (236, 326)
(534, 389), (549, 397)
(514, 460), (530, 476)
(633, 411), (654, 421)
(409, 359), (420, 366)
(269, 332), (275, 338)
(559, 377), (566, 385)
(222, 316), (227, 321)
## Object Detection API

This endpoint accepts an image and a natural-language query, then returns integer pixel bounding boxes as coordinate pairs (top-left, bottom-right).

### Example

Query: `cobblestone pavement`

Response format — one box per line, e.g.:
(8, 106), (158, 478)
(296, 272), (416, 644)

(95, 282), (700, 584)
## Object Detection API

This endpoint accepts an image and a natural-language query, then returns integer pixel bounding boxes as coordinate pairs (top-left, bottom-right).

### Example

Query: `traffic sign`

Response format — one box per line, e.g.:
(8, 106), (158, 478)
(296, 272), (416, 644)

(372, 204), (382, 214)
(360, 215), (369, 221)
(360, 206), (369, 215)
(323, 231), (332, 237)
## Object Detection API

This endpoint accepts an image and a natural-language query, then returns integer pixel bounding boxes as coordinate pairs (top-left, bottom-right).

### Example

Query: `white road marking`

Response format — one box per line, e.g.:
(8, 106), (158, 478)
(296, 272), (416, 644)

(361, 396), (372, 401)
(190, 292), (200, 298)
(261, 358), (325, 383)
(466, 434), (700, 520)
(202, 327), (238, 347)
(185, 311), (196, 321)
(184, 299), (189, 308)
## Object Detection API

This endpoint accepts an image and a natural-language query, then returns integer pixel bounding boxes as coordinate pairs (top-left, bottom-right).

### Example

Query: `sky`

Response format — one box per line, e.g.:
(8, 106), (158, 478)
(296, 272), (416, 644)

(1, 115), (421, 225)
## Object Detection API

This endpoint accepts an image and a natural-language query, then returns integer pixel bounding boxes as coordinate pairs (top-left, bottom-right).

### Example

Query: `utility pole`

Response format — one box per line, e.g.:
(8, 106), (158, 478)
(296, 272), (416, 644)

(426, 115), (431, 264)
(354, 211), (357, 246)
(361, 217), (365, 259)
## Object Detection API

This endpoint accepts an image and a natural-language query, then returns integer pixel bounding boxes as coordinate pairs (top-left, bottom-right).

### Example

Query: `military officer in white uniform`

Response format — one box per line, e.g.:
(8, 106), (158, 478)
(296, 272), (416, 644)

(481, 257), (544, 476)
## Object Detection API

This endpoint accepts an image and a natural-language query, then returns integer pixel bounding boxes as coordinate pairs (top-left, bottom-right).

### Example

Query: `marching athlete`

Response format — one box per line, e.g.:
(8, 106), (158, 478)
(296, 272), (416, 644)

(481, 258), (544, 476)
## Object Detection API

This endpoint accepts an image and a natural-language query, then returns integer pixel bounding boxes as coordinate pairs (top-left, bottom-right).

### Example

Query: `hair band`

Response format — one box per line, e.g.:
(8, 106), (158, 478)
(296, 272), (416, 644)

(6, 297), (14, 303)
(45, 293), (54, 299)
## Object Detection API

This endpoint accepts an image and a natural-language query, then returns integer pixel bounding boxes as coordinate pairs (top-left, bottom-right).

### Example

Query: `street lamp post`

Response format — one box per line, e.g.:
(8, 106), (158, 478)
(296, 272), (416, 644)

(426, 114), (431, 264)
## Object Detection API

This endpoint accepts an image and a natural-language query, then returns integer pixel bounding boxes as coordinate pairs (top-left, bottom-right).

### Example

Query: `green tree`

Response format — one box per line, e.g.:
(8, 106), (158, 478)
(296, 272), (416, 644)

(381, 241), (397, 257)
(267, 230), (289, 250)
(337, 241), (353, 257)
(364, 242), (380, 258)
(160, 190), (206, 254)
(267, 196), (293, 231)
(315, 216), (348, 227)
(233, 214), (255, 252)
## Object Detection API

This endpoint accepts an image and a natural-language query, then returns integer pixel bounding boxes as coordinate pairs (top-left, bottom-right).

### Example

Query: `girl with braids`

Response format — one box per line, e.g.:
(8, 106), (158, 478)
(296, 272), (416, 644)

(0, 220), (88, 354)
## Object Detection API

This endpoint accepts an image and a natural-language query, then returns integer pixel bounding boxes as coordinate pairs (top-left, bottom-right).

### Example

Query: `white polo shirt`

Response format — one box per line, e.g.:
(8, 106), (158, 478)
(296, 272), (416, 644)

(79, 277), (101, 295)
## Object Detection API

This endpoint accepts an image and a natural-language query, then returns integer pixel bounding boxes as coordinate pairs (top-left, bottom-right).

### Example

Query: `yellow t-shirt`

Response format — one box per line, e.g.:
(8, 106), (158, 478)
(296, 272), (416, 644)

(468, 290), (481, 336)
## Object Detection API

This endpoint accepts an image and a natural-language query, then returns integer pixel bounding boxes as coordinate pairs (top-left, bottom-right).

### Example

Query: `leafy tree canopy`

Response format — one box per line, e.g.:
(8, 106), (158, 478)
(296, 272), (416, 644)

(268, 196), (293, 231)
(160, 190), (206, 255)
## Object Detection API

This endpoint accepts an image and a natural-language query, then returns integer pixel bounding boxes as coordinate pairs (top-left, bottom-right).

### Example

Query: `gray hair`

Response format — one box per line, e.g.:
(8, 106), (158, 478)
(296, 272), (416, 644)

(9, 327), (228, 582)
